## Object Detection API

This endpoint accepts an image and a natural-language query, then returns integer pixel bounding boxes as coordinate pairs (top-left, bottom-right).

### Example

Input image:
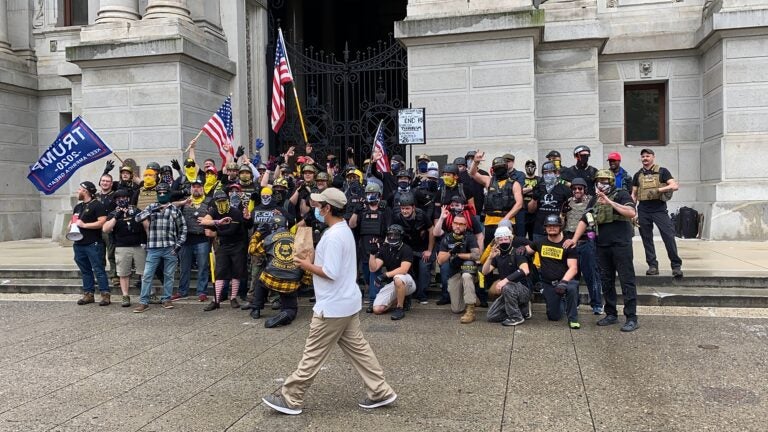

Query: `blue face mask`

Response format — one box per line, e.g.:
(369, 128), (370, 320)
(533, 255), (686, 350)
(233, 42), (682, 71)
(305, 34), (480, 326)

(391, 161), (401, 172)
(418, 161), (428, 173)
(314, 207), (325, 223)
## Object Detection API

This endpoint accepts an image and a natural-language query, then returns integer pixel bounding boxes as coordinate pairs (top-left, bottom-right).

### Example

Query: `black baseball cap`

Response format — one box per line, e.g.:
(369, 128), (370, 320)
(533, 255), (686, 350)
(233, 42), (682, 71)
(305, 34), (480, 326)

(640, 148), (655, 155)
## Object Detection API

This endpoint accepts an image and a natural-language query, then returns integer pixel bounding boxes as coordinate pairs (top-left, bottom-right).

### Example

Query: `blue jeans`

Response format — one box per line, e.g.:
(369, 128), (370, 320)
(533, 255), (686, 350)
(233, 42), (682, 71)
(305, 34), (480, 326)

(73, 242), (110, 293)
(576, 239), (602, 308)
(140, 247), (177, 305)
(178, 241), (210, 297)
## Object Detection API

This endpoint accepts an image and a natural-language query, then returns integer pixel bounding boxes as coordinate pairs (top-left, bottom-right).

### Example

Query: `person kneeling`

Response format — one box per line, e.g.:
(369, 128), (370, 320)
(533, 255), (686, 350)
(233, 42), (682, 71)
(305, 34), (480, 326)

(482, 226), (531, 326)
(369, 225), (415, 321)
(521, 214), (580, 329)
(436, 214), (481, 324)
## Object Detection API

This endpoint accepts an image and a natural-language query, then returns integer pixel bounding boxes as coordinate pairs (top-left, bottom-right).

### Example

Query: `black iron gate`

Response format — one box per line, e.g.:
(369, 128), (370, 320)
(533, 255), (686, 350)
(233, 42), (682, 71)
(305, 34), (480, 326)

(274, 35), (408, 165)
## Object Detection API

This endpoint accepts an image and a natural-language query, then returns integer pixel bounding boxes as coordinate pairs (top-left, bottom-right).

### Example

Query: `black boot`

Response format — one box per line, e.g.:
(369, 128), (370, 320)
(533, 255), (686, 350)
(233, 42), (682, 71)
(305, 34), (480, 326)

(265, 311), (291, 328)
(203, 301), (220, 311)
(250, 308), (262, 319)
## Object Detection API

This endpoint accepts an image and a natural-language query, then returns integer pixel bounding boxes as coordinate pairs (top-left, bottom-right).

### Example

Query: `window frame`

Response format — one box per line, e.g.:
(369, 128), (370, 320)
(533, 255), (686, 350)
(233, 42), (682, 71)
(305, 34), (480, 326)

(623, 82), (667, 147)
(62, 0), (89, 27)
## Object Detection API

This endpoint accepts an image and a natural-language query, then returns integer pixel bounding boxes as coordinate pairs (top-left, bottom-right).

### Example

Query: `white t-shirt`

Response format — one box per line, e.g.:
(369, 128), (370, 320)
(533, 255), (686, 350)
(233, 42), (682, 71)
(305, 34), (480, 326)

(312, 220), (362, 318)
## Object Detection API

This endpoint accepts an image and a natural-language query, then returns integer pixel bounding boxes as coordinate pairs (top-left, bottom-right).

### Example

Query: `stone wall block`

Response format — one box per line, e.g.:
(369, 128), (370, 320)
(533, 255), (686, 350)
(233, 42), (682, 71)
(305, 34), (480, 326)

(410, 68), (467, 91)
(535, 48), (596, 73)
(471, 64), (531, 88)
(671, 57), (700, 77)
(408, 38), (531, 67)
(703, 41), (723, 72)
(535, 70), (596, 94)
(469, 89), (533, 112)
(598, 63), (620, 80)
(131, 129), (181, 150)
(537, 94), (596, 118)
(85, 108), (180, 128)
(703, 113), (724, 140)
(537, 118), (596, 140)
(703, 63), (723, 96)
(669, 100), (701, 121)
(470, 114), (533, 138)
(425, 116), (469, 139)
(84, 64), (179, 87)
(99, 131), (130, 150)
(670, 122), (701, 142)
(620, 61), (638, 80)
(704, 89), (723, 117)
(131, 85), (180, 106)
(598, 81), (622, 102)
(82, 88), (130, 108)
(599, 127), (623, 144)
(725, 37), (768, 59)
(409, 93), (469, 115)
(599, 103), (623, 124)
(726, 87), (768, 109)
(700, 138), (723, 181)
(725, 60), (768, 84)
(180, 84), (226, 110)
(726, 112), (768, 134)
(669, 78), (701, 98)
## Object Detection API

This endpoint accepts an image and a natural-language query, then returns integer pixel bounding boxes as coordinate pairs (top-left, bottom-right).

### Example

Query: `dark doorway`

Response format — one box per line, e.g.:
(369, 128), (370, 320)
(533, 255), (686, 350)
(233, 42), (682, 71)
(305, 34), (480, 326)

(267, 0), (408, 166)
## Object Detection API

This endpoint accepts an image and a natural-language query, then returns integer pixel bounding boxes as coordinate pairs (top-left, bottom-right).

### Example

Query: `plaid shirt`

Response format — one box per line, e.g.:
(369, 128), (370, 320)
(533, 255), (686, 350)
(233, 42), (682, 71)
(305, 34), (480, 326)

(137, 203), (187, 249)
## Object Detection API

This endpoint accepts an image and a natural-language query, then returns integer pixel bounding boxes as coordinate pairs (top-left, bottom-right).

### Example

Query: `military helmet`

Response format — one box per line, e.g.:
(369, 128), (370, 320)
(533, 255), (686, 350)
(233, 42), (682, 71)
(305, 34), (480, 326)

(225, 161), (239, 171)
(541, 161), (557, 173)
(239, 164), (252, 173)
(365, 183), (382, 194)
(571, 177), (588, 189)
(454, 157), (467, 166)
(385, 224), (405, 245)
(301, 164), (318, 174)
(492, 157), (506, 168)
(273, 177), (289, 189)
(316, 172), (330, 182)
(146, 161), (161, 171)
(213, 190), (228, 201)
(595, 169), (615, 185)
(398, 192), (415, 206)
(544, 214), (563, 227)
(442, 164), (459, 175)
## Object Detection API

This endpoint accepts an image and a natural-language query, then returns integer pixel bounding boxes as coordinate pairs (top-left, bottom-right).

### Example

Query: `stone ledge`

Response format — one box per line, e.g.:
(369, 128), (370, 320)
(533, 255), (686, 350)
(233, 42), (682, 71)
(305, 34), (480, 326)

(395, 9), (545, 46)
(65, 36), (235, 77)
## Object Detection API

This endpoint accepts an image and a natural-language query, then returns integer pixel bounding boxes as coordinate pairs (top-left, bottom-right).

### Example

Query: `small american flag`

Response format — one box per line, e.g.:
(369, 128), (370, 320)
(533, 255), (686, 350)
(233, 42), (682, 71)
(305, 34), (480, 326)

(271, 29), (294, 133)
(203, 96), (235, 163)
(373, 121), (389, 173)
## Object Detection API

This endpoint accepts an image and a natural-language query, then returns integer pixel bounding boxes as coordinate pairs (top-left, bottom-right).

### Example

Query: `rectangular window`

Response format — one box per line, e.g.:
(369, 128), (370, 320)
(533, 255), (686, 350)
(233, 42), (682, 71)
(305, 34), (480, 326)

(624, 83), (666, 146)
(63, 0), (89, 26)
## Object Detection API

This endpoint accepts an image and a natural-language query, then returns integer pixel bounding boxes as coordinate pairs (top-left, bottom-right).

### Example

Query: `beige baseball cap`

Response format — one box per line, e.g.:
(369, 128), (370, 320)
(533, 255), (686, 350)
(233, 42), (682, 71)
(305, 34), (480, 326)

(310, 187), (347, 208)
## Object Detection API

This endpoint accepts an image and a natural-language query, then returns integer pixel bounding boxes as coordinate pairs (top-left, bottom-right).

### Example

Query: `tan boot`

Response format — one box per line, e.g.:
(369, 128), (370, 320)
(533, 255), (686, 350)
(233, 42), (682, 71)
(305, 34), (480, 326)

(77, 292), (95, 305)
(99, 292), (111, 306)
(460, 304), (476, 324)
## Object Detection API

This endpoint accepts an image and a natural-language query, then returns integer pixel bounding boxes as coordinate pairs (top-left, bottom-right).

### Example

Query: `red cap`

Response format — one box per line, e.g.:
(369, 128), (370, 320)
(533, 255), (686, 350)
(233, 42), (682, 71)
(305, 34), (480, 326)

(607, 152), (622, 161)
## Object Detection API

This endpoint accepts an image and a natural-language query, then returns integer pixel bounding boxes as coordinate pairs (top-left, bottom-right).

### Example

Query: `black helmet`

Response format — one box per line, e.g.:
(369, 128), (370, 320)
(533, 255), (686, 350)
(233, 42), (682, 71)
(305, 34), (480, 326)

(385, 224), (405, 245)
(544, 214), (563, 227)
(453, 157), (467, 166)
(398, 192), (415, 206)
(146, 162), (161, 171)
(79, 181), (97, 196)
(271, 214), (287, 230)
(155, 182), (171, 194)
(492, 157), (506, 168)
(574, 145), (591, 155)
(159, 165), (173, 175)
(541, 162), (557, 173)
(546, 150), (561, 159)
(571, 178), (588, 189)
(213, 190), (228, 201)
(442, 164), (459, 175)
(525, 159), (536, 167)
(396, 170), (411, 180)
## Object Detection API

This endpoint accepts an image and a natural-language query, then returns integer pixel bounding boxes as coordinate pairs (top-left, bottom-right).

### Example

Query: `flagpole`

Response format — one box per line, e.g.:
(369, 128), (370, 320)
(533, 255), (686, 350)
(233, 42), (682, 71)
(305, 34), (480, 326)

(371, 119), (383, 165)
(279, 28), (309, 145)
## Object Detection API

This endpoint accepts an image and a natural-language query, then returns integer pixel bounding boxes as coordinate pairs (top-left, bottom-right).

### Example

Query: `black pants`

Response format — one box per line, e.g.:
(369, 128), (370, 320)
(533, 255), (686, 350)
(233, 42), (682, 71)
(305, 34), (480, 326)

(638, 210), (682, 269)
(252, 278), (298, 321)
(597, 242), (637, 319)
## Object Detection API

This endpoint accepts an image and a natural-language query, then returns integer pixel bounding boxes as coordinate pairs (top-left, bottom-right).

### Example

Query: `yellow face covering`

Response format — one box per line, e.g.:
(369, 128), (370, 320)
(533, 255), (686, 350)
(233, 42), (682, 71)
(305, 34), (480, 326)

(191, 195), (205, 206)
(204, 173), (218, 194)
(442, 175), (457, 188)
(143, 170), (157, 189)
(185, 166), (197, 183)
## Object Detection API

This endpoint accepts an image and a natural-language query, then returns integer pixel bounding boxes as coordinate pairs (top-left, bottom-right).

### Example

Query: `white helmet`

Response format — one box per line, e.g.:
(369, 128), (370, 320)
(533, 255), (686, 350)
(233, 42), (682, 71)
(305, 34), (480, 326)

(494, 226), (513, 240)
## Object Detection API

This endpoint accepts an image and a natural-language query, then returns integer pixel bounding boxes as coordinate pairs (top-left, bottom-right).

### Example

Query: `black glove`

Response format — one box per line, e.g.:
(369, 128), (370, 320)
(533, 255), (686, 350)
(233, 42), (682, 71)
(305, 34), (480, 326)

(103, 160), (114, 175)
(236, 146), (245, 159)
(375, 273), (391, 287)
(171, 158), (181, 172)
(450, 254), (463, 268)
(554, 280), (568, 296)
(451, 242), (464, 254)
(181, 186), (190, 196)
(369, 240), (380, 255)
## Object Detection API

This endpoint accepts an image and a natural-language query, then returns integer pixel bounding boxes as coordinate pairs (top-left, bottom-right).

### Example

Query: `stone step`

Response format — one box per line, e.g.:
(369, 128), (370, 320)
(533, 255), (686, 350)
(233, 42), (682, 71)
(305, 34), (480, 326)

(3, 278), (768, 308)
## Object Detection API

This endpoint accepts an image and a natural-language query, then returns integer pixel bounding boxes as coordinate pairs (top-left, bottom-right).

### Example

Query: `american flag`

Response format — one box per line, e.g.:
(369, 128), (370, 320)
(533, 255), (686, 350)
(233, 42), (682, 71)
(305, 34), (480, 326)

(271, 30), (294, 133)
(203, 96), (235, 163)
(373, 121), (389, 173)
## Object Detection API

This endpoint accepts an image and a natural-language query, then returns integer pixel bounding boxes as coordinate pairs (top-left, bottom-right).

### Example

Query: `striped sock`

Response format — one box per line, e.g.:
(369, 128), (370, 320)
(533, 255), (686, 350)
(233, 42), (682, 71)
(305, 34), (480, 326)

(214, 280), (224, 303)
(230, 279), (240, 300)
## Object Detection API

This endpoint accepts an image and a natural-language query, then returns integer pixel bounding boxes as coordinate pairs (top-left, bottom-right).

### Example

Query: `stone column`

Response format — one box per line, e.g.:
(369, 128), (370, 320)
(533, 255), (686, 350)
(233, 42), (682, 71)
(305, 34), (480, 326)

(96, 0), (140, 23)
(143, 0), (192, 22)
(0, 0), (13, 54)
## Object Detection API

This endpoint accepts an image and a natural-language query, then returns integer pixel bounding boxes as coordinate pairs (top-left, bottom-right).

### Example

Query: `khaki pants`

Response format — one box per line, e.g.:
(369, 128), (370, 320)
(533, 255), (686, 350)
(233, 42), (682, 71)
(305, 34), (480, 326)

(281, 313), (394, 408)
(447, 272), (477, 313)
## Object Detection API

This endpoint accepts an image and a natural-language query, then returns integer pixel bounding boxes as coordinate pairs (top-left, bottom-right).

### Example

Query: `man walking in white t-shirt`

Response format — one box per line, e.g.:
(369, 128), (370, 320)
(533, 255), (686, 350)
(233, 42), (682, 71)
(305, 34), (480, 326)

(261, 188), (397, 415)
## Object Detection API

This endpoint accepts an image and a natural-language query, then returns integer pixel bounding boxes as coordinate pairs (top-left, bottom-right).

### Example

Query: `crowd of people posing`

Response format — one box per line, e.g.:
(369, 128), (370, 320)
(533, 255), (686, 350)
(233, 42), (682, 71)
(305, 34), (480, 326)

(69, 140), (683, 333)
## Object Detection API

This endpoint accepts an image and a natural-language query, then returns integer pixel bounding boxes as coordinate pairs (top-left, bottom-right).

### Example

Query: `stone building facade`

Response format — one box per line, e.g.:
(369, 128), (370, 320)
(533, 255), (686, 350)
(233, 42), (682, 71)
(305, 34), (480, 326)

(1, 0), (767, 241)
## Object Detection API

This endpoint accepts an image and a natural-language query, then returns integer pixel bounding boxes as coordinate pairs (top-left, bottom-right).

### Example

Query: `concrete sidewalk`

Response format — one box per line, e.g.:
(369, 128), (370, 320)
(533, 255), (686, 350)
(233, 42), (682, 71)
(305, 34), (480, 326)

(2, 237), (766, 278)
(0, 296), (767, 431)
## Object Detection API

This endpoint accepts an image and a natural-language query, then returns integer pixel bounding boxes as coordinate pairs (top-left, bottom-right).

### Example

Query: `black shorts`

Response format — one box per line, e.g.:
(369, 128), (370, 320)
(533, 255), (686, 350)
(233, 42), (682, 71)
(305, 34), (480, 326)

(214, 243), (246, 281)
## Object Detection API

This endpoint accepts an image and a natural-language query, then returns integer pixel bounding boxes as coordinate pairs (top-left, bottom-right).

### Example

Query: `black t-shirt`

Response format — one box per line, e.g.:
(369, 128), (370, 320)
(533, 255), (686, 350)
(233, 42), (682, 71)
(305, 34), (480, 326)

(632, 166), (674, 213)
(111, 207), (146, 247)
(73, 200), (107, 245)
(491, 250), (528, 281)
(532, 183), (572, 235)
(209, 206), (250, 246)
(459, 170), (486, 214)
(561, 165), (598, 191)
(376, 243), (414, 276)
(531, 237), (576, 283)
(439, 232), (479, 255)
(96, 191), (115, 214)
(393, 210), (432, 253)
(584, 190), (636, 247)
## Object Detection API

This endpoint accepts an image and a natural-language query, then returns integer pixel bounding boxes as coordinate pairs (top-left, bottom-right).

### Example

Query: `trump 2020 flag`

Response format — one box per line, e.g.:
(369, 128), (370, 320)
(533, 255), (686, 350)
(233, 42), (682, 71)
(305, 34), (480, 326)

(27, 116), (112, 195)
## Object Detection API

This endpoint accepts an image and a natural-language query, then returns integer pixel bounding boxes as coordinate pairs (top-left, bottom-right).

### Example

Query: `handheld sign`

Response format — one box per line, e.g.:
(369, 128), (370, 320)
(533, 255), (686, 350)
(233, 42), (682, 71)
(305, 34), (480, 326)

(398, 108), (426, 145)
(27, 116), (113, 195)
